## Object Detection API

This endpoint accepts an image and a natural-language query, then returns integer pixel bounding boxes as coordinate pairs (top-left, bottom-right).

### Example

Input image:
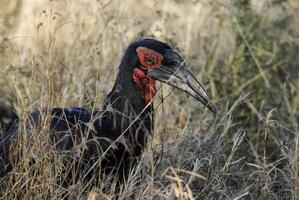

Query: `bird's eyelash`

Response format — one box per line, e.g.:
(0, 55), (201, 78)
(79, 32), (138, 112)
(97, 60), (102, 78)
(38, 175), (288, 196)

(144, 56), (155, 65)
(136, 46), (163, 69)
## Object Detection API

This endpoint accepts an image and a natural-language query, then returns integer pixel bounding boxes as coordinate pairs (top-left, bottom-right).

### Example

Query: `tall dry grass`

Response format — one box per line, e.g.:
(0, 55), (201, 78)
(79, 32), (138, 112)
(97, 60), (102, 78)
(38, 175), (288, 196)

(0, 0), (298, 199)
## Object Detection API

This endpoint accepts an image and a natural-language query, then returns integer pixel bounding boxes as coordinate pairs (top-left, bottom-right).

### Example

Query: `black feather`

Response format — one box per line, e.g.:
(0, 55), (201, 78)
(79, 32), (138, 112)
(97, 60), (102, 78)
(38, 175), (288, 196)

(0, 39), (171, 184)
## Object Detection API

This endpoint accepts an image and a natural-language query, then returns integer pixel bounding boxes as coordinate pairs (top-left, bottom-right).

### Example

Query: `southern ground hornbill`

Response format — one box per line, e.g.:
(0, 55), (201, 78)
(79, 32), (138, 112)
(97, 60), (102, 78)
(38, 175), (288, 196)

(0, 38), (216, 185)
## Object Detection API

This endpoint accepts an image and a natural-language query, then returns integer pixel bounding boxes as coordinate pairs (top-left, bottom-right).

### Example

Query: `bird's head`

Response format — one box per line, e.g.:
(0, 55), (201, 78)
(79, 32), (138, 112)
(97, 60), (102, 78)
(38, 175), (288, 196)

(123, 38), (216, 113)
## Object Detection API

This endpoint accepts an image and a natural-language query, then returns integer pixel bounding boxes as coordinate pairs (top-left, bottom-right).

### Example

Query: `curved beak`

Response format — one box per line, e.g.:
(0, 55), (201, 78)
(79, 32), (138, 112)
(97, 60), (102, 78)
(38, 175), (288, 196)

(148, 49), (216, 114)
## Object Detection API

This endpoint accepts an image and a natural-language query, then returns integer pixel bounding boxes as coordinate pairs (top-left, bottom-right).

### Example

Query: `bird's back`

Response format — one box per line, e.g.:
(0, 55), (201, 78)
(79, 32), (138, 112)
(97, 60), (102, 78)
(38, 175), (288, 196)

(0, 106), (150, 181)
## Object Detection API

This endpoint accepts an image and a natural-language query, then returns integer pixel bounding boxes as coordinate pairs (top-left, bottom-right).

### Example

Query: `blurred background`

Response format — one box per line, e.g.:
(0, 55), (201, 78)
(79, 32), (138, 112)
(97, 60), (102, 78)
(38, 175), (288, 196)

(0, 0), (298, 199)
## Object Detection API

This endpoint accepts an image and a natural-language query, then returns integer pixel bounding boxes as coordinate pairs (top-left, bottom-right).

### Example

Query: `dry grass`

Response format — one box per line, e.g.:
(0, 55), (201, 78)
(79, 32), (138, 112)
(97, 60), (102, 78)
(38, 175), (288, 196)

(0, 0), (298, 199)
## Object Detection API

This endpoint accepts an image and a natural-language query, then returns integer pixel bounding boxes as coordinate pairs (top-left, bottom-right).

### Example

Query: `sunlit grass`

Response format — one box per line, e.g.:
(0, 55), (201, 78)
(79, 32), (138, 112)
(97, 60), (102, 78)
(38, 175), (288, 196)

(0, 0), (298, 199)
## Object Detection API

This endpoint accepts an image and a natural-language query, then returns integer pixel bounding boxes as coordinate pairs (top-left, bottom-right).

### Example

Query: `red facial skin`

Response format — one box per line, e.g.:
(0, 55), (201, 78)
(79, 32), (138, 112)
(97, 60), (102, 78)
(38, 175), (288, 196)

(133, 47), (163, 105)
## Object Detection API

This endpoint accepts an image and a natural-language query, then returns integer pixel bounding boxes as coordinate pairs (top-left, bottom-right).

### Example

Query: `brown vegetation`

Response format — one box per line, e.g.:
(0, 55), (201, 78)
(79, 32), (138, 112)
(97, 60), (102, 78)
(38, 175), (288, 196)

(0, 0), (298, 199)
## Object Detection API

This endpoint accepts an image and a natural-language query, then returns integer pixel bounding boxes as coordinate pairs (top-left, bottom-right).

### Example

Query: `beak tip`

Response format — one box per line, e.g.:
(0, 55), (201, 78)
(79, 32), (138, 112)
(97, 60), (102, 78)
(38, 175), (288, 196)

(208, 102), (217, 114)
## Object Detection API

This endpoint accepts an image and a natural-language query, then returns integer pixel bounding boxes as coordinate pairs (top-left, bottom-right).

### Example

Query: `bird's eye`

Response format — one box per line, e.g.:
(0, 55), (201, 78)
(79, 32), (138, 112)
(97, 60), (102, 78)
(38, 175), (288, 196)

(136, 47), (163, 69)
(144, 56), (155, 65)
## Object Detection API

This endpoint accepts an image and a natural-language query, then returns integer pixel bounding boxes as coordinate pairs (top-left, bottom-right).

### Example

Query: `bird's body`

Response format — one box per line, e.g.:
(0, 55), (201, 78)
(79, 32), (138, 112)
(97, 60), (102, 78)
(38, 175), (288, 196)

(0, 39), (216, 185)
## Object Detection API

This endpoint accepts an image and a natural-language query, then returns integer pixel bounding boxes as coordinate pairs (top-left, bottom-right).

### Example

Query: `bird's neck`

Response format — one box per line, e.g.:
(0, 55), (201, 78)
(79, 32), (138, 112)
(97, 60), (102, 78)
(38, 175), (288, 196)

(103, 67), (155, 118)
(101, 62), (155, 156)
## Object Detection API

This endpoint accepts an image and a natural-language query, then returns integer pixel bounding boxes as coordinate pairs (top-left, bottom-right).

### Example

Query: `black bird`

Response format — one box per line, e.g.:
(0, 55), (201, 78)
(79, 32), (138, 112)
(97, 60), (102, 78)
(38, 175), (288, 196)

(0, 38), (216, 184)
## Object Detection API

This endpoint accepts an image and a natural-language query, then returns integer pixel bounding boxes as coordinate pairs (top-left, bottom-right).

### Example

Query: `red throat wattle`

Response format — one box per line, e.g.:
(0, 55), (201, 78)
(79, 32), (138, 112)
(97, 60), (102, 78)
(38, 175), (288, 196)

(133, 47), (163, 105)
(133, 68), (156, 105)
